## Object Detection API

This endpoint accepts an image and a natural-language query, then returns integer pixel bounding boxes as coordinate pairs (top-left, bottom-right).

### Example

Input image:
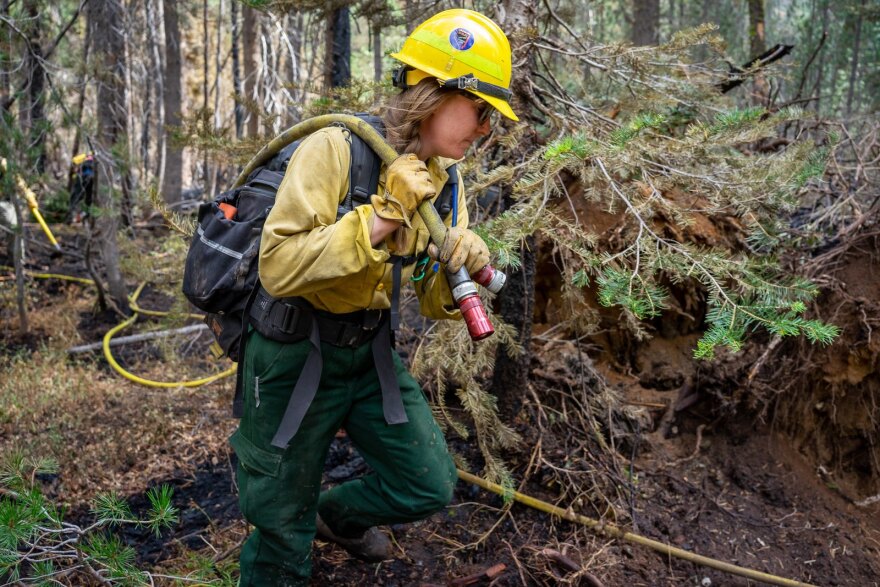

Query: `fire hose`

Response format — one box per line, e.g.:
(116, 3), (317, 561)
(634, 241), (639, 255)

(233, 114), (507, 341)
(0, 157), (62, 252)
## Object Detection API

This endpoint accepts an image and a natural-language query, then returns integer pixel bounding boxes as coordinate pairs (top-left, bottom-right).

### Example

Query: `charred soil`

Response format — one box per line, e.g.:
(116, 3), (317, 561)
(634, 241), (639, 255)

(1, 222), (879, 586)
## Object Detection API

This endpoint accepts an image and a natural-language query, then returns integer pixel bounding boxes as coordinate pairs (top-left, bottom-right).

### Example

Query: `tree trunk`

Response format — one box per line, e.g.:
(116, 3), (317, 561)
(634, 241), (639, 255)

(69, 22), (91, 195)
(403, 0), (418, 33)
(491, 236), (536, 419)
(242, 3), (258, 137)
(88, 0), (131, 314)
(24, 0), (46, 173)
(147, 0), (165, 189)
(748, 0), (766, 58)
(325, 6), (351, 90)
(161, 0), (183, 203)
(490, 0), (539, 420)
(210, 0), (224, 197)
(845, 0), (865, 116)
(0, 0), (9, 103)
(8, 167), (29, 333)
(202, 0), (209, 191)
(812, 0), (830, 112)
(747, 0), (768, 105)
(631, 0), (659, 46)
(231, 0), (243, 139)
(372, 21), (381, 83)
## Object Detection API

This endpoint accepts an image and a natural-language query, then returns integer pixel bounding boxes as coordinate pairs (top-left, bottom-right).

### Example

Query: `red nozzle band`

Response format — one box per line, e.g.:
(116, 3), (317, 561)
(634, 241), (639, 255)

(458, 293), (494, 340)
(472, 265), (507, 294)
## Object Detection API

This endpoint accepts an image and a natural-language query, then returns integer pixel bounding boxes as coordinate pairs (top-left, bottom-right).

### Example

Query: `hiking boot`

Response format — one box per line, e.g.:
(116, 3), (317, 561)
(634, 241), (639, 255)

(314, 513), (392, 562)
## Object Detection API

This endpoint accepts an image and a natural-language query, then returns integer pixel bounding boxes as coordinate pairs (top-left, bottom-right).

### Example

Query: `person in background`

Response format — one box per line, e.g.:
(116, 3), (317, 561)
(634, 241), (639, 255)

(68, 153), (94, 224)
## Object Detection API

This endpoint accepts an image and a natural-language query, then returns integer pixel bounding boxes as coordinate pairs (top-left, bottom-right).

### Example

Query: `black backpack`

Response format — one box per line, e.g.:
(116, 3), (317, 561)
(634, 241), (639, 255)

(182, 115), (456, 362)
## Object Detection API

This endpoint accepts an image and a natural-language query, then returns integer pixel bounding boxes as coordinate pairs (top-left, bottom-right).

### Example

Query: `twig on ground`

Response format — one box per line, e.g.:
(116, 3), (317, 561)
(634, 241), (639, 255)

(448, 563), (506, 587)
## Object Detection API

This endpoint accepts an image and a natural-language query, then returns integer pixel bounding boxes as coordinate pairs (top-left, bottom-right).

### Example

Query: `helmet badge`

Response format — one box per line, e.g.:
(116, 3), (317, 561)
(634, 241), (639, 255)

(449, 28), (474, 51)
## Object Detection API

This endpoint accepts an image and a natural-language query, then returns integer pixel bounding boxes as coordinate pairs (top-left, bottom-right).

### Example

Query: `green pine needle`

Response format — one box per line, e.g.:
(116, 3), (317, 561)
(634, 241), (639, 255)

(707, 107), (766, 135)
(793, 147), (829, 187)
(609, 112), (667, 148)
(146, 484), (178, 536)
(92, 492), (134, 526)
(543, 133), (597, 161)
(572, 268), (590, 288)
(597, 267), (668, 319)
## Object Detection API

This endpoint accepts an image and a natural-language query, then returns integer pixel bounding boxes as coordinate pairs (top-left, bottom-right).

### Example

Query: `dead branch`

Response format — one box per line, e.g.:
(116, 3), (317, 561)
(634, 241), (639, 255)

(717, 44), (795, 94)
(447, 563), (506, 587)
(67, 323), (208, 354)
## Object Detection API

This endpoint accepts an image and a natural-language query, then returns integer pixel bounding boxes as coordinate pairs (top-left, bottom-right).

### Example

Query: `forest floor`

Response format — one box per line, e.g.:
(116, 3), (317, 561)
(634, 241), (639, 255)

(2, 223), (879, 586)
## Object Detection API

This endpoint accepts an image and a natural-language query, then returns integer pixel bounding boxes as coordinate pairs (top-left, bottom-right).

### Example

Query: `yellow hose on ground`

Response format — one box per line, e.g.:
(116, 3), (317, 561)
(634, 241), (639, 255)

(457, 470), (818, 587)
(103, 282), (236, 388)
(2, 267), (234, 387)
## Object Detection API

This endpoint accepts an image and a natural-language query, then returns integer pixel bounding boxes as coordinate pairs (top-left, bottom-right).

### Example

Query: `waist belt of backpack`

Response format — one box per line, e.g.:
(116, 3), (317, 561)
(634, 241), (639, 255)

(249, 286), (408, 448)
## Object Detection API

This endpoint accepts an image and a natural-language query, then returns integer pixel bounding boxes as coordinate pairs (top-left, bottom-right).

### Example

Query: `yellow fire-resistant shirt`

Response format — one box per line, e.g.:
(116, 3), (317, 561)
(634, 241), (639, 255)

(259, 126), (463, 321)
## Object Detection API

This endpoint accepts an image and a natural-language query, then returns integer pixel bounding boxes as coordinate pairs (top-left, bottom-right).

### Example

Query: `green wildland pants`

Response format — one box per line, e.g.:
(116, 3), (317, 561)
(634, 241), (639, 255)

(231, 329), (458, 586)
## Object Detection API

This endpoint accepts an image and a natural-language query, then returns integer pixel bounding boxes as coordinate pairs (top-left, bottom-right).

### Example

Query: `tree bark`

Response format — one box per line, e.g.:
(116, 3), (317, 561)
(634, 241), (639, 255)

(202, 0), (209, 190)
(747, 0), (766, 58)
(403, 0), (418, 33)
(845, 0), (865, 115)
(491, 236), (536, 419)
(631, 0), (659, 46)
(0, 0), (9, 103)
(242, 3), (258, 137)
(372, 21), (381, 83)
(325, 6), (351, 90)
(747, 0), (768, 105)
(231, 0), (243, 138)
(161, 0), (183, 203)
(490, 1), (539, 420)
(6, 164), (29, 333)
(147, 0), (166, 189)
(23, 0), (46, 173)
(87, 0), (131, 314)
(812, 0), (830, 112)
(210, 0), (224, 198)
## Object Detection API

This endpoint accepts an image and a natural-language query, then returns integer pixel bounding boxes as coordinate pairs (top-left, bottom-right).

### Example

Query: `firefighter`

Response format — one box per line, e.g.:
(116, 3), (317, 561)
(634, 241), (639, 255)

(232, 9), (518, 585)
(68, 153), (94, 224)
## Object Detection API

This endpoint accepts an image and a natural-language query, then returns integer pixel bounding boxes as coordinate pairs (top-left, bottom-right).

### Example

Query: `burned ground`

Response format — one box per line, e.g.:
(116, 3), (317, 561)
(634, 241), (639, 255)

(1, 222), (879, 586)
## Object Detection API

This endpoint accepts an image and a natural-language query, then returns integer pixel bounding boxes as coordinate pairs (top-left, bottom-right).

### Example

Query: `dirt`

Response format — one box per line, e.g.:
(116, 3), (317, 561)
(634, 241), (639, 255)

(2, 221), (879, 586)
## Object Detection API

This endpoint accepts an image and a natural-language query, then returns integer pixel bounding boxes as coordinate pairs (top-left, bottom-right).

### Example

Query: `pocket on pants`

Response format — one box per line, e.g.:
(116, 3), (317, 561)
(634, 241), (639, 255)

(231, 429), (282, 477)
(230, 430), (285, 525)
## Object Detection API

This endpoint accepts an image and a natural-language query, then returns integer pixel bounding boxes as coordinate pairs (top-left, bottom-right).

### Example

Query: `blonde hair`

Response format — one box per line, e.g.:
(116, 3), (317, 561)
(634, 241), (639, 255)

(382, 78), (458, 155)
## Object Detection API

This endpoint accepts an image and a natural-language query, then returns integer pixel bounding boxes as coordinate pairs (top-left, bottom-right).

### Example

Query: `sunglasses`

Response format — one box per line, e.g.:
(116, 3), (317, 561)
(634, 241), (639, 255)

(476, 100), (495, 125)
(461, 92), (495, 125)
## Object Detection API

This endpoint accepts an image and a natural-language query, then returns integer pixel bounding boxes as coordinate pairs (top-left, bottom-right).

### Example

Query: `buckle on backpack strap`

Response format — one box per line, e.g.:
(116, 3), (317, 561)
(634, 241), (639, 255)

(320, 310), (384, 348)
(280, 303), (301, 333)
(362, 309), (383, 330)
(335, 322), (363, 348)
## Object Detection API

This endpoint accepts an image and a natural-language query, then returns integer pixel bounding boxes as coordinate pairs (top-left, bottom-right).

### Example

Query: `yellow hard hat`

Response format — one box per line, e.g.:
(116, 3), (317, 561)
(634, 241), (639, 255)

(390, 9), (519, 122)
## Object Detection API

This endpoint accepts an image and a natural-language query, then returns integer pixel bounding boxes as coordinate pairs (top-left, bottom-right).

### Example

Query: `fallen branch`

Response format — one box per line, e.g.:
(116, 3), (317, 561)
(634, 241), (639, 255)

(458, 469), (820, 587)
(448, 563), (506, 587)
(67, 323), (207, 354)
(717, 44), (795, 94)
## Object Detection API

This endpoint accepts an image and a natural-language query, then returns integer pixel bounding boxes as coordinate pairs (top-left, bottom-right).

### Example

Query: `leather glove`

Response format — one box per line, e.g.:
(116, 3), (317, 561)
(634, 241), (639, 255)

(370, 154), (435, 228)
(427, 227), (491, 275)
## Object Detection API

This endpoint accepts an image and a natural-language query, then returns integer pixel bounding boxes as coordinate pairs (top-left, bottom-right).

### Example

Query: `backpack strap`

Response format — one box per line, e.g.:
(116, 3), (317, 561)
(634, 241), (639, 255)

(434, 163), (458, 222)
(337, 115), (384, 220)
